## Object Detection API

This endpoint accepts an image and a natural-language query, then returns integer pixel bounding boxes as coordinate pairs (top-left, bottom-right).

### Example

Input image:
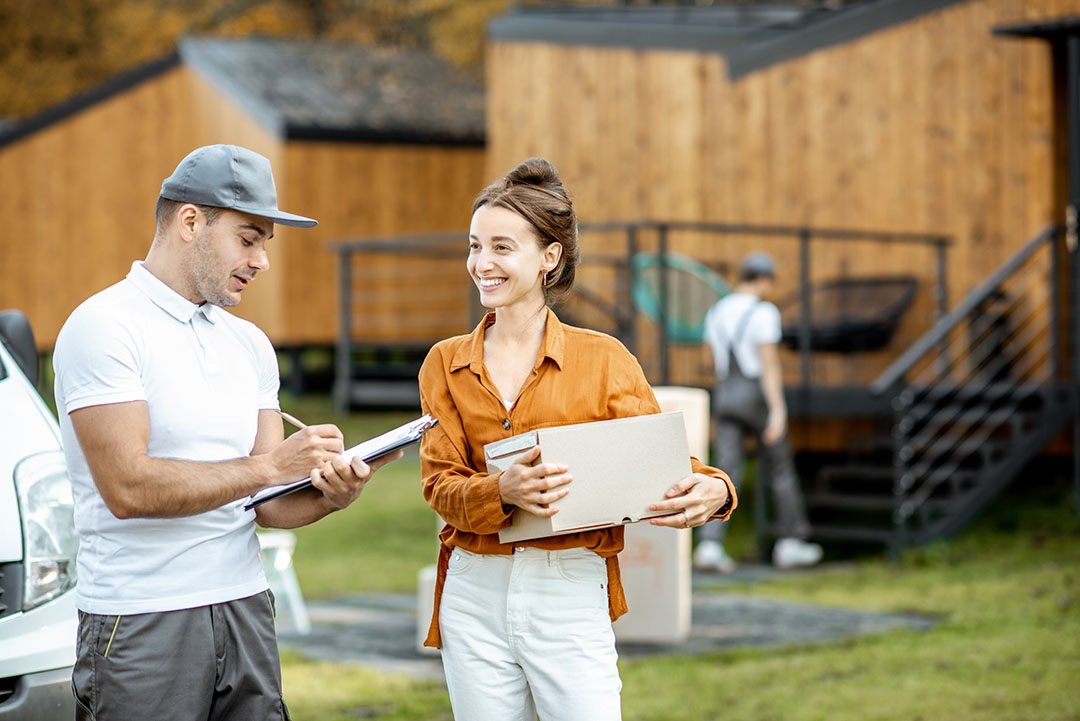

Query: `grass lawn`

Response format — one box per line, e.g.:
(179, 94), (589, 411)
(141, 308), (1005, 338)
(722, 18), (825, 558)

(278, 398), (1079, 720)
(278, 394), (433, 595)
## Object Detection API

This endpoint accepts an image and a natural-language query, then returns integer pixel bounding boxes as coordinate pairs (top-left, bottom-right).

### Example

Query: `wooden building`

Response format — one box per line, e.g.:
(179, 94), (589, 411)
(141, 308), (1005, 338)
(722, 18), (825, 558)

(0, 36), (486, 350)
(486, 0), (1074, 390)
(481, 0), (1080, 548)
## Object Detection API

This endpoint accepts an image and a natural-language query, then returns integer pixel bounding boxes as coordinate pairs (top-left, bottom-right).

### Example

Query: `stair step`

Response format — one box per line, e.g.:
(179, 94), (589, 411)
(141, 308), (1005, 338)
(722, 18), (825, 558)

(814, 465), (897, 494)
(807, 493), (900, 510)
(817, 465), (897, 483)
(897, 465), (981, 493)
(898, 439), (1009, 474)
(897, 407), (1021, 436)
(901, 382), (1048, 410)
(845, 435), (896, 454)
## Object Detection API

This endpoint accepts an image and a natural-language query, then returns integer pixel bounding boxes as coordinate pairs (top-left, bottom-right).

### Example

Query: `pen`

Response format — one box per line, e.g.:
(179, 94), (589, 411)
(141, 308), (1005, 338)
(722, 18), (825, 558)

(276, 409), (308, 429)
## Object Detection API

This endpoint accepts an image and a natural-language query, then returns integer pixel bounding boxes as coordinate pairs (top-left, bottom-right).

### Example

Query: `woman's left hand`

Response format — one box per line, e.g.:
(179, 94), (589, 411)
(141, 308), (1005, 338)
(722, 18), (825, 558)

(646, 473), (731, 529)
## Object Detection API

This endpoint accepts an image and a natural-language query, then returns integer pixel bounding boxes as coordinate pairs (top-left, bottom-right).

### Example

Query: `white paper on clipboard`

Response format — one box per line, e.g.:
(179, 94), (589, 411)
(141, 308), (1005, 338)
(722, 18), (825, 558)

(244, 413), (438, 510)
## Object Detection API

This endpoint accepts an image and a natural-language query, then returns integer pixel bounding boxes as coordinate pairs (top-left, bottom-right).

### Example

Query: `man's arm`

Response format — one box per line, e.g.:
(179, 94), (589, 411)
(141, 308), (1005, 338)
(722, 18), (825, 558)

(69, 401), (344, 519)
(251, 409), (402, 529)
(758, 341), (787, 445)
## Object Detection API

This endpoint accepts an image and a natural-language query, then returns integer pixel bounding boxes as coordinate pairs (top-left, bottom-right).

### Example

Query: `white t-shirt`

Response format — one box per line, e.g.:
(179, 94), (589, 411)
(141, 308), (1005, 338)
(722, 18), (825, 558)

(53, 261), (280, 615)
(703, 292), (782, 379)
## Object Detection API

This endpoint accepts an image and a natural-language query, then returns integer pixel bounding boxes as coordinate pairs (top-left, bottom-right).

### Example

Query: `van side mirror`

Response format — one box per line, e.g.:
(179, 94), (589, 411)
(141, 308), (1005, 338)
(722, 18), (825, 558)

(0, 309), (40, 387)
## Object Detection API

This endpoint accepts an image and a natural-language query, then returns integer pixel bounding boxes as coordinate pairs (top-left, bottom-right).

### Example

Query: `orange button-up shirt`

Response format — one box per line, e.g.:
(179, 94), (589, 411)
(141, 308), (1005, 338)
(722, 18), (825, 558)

(418, 309), (736, 647)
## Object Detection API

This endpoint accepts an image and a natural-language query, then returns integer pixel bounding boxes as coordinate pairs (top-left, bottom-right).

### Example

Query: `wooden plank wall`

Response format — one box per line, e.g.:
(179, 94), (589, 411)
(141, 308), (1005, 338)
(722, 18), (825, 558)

(485, 0), (1076, 395)
(279, 143), (486, 346)
(0, 65), (281, 347)
(0, 64), (486, 349)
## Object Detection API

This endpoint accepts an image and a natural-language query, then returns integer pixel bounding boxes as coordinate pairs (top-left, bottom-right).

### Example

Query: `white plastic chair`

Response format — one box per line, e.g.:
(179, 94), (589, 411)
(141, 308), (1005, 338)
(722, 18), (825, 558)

(257, 531), (312, 635)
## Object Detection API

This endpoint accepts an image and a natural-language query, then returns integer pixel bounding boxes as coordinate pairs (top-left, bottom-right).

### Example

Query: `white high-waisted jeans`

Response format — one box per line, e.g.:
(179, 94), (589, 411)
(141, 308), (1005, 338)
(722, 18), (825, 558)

(439, 546), (623, 721)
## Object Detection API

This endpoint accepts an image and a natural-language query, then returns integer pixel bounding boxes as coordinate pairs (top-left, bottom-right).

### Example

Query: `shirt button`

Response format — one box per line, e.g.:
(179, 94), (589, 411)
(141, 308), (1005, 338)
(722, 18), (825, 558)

(502, 419), (511, 430)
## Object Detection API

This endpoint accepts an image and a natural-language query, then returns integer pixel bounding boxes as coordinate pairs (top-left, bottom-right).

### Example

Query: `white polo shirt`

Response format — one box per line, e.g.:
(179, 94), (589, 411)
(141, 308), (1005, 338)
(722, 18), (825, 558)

(703, 292), (782, 379)
(54, 261), (279, 615)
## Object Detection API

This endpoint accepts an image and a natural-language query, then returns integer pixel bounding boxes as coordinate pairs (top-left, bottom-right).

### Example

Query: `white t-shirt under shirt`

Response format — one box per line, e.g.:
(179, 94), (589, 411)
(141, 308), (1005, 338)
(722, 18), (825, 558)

(53, 261), (279, 615)
(703, 292), (782, 379)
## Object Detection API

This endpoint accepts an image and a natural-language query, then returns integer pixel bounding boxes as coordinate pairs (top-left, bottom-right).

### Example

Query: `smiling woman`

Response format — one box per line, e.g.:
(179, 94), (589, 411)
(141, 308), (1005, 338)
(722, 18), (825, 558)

(416, 158), (737, 721)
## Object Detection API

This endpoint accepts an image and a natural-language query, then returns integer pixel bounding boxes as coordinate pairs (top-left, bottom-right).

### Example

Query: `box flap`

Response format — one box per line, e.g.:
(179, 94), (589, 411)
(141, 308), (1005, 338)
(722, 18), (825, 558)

(484, 430), (539, 466)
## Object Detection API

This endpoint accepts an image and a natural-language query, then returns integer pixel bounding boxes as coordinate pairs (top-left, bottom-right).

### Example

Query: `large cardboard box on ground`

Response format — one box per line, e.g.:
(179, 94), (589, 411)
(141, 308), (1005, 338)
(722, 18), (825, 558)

(615, 386), (710, 643)
(485, 412), (691, 544)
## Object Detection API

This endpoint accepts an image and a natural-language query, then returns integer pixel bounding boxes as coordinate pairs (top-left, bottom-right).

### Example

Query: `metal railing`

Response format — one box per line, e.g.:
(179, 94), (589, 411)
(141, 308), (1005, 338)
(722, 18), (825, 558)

(573, 221), (951, 391)
(330, 222), (951, 408)
(870, 224), (1075, 542)
(331, 233), (483, 409)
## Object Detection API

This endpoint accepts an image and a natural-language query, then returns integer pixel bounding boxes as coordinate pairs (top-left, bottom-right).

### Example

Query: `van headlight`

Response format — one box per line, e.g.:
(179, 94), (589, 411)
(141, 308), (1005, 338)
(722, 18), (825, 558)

(14, 451), (78, 609)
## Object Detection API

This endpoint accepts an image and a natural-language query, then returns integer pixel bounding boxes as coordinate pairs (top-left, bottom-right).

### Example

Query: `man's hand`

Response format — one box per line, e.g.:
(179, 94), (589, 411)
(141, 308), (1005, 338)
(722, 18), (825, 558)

(310, 449), (404, 510)
(267, 424), (345, 483)
(647, 473), (731, 528)
(497, 446), (573, 517)
(762, 409), (786, 445)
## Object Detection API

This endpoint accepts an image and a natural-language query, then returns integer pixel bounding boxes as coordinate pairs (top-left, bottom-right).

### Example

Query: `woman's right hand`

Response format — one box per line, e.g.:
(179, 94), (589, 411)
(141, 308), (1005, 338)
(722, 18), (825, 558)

(498, 445), (573, 517)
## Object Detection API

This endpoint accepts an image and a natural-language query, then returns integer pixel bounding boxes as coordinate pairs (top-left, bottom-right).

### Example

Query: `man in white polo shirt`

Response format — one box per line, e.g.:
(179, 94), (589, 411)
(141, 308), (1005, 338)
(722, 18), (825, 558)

(53, 144), (402, 720)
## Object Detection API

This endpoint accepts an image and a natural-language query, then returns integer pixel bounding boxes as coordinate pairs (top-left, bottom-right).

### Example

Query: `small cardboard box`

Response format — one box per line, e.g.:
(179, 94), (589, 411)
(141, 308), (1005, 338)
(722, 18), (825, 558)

(485, 411), (691, 544)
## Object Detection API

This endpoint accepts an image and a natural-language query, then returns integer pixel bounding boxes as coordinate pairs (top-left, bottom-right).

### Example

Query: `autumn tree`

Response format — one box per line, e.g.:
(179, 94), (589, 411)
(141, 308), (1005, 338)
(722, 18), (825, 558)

(0, 0), (856, 121)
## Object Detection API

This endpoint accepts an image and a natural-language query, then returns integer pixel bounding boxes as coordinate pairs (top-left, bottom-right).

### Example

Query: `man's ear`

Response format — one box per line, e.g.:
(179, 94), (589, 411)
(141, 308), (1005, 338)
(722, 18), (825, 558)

(176, 204), (201, 243)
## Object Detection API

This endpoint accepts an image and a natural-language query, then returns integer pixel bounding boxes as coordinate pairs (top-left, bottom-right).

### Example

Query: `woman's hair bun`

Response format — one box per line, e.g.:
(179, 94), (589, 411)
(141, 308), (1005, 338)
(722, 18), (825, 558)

(506, 157), (563, 190)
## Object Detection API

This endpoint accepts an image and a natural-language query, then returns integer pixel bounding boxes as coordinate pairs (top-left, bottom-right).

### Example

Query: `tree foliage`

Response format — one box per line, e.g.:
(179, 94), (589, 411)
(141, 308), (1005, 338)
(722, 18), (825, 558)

(0, 0), (509, 119)
(0, 0), (859, 121)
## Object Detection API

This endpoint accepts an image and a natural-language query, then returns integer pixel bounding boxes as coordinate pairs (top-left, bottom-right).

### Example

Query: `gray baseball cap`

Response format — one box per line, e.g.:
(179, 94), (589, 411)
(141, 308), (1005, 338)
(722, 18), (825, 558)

(740, 252), (776, 279)
(160, 144), (317, 228)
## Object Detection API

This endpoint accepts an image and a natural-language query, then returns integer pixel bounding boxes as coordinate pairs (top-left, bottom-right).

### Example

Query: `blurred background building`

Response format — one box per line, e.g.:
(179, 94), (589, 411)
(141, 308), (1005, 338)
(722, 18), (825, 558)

(2, 0), (1078, 552)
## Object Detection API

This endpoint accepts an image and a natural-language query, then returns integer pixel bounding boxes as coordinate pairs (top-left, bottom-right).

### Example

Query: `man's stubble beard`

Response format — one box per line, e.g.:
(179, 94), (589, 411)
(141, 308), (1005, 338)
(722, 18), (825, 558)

(189, 230), (240, 308)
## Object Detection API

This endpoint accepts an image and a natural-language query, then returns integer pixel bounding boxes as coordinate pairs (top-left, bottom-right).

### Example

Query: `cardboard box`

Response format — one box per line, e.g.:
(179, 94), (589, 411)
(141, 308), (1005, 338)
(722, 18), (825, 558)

(486, 411), (691, 544)
(614, 386), (709, 643)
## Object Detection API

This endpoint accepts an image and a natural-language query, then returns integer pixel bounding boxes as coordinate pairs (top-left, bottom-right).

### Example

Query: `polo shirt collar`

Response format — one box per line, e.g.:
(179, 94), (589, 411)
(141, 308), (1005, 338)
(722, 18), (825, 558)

(449, 307), (566, 373)
(126, 261), (217, 324)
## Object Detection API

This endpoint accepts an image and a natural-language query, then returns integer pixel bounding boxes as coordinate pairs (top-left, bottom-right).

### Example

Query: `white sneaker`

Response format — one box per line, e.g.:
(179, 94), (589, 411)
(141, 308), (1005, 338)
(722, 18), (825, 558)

(693, 540), (736, 573)
(772, 538), (823, 569)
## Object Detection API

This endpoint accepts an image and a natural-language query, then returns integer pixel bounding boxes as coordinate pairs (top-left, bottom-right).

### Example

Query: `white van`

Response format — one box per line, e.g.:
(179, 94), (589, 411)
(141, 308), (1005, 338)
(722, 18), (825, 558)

(0, 310), (77, 719)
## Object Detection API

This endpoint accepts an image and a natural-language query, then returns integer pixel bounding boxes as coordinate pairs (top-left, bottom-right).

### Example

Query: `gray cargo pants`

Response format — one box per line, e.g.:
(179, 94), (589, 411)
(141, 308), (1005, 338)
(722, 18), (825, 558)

(72, 590), (289, 721)
(699, 418), (811, 543)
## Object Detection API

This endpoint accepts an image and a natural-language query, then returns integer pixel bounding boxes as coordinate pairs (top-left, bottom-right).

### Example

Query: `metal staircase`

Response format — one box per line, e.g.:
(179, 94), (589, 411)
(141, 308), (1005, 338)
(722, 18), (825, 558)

(797, 225), (1075, 554)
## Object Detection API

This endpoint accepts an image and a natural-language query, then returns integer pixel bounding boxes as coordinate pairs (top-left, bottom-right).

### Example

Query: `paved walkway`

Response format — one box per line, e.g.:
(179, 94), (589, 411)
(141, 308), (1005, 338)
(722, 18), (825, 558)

(276, 564), (934, 680)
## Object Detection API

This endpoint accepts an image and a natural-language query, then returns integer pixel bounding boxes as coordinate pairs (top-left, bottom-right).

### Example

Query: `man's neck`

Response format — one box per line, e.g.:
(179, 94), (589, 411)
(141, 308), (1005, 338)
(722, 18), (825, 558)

(143, 240), (199, 305)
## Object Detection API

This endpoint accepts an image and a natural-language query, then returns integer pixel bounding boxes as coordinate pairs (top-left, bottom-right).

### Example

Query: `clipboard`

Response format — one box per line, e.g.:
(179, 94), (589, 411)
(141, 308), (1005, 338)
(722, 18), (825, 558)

(244, 413), (438, 510)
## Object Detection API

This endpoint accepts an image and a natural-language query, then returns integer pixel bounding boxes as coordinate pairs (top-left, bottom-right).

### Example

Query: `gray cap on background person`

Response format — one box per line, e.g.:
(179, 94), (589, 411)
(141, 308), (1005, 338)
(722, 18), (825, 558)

(160, 144), (317, 228)
(740, 252), (776, 280)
